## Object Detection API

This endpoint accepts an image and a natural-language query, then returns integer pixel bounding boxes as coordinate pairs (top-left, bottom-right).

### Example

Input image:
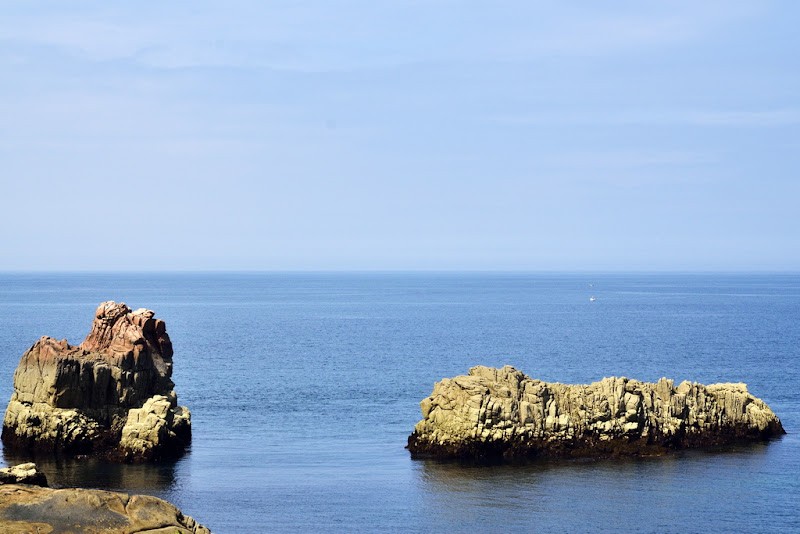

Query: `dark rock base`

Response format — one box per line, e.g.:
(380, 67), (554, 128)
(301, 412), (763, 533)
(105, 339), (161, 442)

(1, 425), (189, 463)
(407, 423), (786, 462)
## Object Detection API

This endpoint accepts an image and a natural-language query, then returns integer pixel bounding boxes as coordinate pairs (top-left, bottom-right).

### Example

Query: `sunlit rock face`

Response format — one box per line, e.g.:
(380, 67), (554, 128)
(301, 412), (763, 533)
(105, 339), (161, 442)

(2, 302), (191, 462)
(408, 365), (785, 461)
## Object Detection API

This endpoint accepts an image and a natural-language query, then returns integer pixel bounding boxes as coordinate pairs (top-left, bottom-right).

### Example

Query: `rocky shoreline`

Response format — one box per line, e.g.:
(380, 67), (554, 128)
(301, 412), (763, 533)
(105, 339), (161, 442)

(2, 302), (191, 462)
(0, 463), (211, 533)
(408, 365), (785, 461)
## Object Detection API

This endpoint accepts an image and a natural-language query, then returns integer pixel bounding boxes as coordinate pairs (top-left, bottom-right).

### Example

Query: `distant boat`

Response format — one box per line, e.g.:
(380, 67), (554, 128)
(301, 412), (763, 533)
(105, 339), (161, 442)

(589, 296), (596, 302)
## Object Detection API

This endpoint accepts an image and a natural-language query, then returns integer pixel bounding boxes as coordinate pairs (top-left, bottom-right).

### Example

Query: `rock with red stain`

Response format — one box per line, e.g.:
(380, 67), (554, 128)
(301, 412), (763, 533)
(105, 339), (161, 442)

(2, 302), (191, 462)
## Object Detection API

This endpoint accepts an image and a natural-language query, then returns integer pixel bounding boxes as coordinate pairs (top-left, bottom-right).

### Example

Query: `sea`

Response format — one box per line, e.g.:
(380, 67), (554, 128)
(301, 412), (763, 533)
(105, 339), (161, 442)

(0, 272), (798, 533)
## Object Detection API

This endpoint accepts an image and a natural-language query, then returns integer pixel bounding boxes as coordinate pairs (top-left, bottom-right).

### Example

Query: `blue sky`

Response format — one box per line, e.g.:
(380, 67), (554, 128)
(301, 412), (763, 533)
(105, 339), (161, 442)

(2, 1), (798, 271)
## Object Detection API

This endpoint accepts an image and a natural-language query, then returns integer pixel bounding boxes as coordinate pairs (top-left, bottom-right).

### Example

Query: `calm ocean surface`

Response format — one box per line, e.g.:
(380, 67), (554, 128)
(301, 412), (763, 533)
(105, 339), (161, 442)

(0, 273), (798, 533)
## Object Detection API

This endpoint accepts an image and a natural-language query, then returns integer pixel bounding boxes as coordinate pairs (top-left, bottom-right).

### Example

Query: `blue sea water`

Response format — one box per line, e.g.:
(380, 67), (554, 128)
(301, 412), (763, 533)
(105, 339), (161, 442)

(0, 272), (798, 533)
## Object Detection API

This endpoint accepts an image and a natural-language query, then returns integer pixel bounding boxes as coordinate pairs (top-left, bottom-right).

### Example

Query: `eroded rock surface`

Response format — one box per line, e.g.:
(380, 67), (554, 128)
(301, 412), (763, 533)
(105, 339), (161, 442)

(2, 302), (191, 462)
(0, 483), (211, 533)
(408, 365), (785, 460)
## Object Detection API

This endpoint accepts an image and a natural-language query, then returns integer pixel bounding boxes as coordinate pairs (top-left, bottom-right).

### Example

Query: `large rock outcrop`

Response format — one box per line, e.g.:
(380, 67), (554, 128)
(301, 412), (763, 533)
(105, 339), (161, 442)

(408, 365), (785, 460)
(0, 484), (211, 533)
(2, 302), (191, 462)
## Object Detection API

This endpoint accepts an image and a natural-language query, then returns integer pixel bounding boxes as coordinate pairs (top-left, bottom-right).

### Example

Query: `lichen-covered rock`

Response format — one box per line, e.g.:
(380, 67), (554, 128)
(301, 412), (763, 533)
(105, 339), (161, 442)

(408, 365), (785, 460)
(2, 302), (192, 462)
(0, 463), (47, 487)
(0, 483), (211, 533)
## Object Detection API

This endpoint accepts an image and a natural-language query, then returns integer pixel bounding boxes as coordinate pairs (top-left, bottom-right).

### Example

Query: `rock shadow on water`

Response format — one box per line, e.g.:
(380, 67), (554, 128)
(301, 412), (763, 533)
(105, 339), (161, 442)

(2, 445), (180, 493)
(412, 439), (778, 496)
(410, 441), (783, 533)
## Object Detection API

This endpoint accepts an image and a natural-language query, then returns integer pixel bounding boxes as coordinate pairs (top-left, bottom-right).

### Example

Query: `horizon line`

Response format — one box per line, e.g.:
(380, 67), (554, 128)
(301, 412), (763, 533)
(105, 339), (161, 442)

(1, 268), (799, 275)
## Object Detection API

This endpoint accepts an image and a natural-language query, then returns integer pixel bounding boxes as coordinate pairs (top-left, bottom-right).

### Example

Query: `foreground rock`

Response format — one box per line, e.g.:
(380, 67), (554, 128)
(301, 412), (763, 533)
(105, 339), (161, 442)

(0, 484), (211, 533)
(2, 302), (191, 462)
(408, 365), (785, 460)
(0, 463), (47, 486)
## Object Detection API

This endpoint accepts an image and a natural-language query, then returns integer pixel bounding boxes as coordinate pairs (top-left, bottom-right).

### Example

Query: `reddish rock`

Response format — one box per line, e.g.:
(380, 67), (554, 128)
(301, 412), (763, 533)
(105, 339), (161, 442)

(2, 302), (191, 462)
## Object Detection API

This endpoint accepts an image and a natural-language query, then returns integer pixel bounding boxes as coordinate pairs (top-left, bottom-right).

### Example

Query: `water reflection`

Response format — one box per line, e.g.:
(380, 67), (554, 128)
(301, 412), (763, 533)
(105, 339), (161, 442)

(2, 447), (179, 493)
(415, 441), (773, 484)
(410, 443), (780, 532)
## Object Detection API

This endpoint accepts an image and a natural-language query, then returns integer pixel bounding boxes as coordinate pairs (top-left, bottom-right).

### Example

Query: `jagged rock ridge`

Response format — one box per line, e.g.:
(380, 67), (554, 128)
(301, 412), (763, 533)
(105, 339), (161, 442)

(408, 365), (785, 460)
(2, 301), (191, 462)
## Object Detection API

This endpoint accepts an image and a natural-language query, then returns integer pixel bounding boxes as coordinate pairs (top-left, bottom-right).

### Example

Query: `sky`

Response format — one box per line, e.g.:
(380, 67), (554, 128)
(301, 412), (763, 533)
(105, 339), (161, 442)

(1, 1), (799, 271)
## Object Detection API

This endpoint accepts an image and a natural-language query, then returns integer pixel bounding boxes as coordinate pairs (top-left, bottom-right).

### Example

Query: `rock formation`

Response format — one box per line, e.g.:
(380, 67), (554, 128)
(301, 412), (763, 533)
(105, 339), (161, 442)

(0, 484), (211, 533)
(408, 365), (785, 460)
(2, 302), (191, 462)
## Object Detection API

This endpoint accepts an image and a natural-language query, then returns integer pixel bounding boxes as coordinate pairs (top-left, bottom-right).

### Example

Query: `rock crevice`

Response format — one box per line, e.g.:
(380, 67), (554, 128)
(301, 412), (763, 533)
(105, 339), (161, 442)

(408, 365), (785, 460)
(2, 302), (191, 462)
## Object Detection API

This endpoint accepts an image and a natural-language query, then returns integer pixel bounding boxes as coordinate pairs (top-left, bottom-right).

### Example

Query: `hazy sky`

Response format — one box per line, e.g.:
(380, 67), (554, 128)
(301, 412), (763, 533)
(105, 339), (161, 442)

(2, 1), (798, 271)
